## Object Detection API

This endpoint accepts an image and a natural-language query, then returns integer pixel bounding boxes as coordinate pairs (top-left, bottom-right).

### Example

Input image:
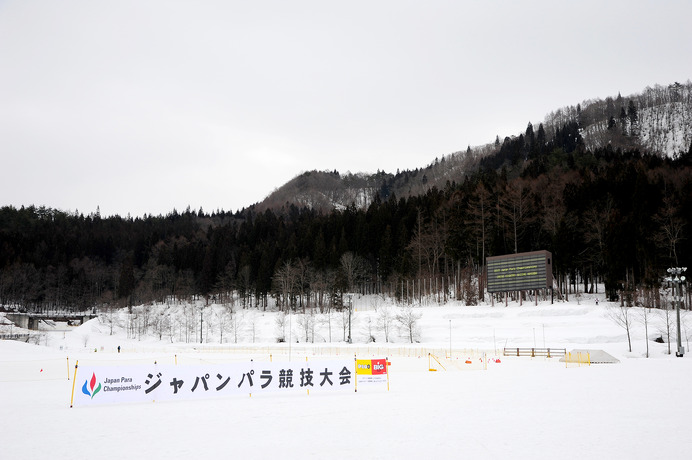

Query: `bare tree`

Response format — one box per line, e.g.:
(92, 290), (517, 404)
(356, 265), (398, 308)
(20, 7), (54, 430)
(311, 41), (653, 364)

(230, 308), (246, 343)
(165, 312), (175, 343)
(325, 308), (334, 342)
(582, 197), (614, 292)
(466, 182), (492, 301)
(396, 305), (423, 343)
(100, 301), (123, 336)
(682, 310), (691, 354)
(297, 311), (316, 343)
(658, 296), (675, 355)
(407, 209), (447, 282)
(409, 209), (426, 281)
(216, 305), (233, 344)
(274, 311), (287, 342)
(654, 195), (685, 265)
(501, 179), (533, 254)
(294, 258), (312, 312)
(311, 268), (337, 313)
(461, 266), (478, 306)
(272, 261), (297, 311)
(362, 316), (376, 343)
(637, 301), (652, 358)
(247, 313), (258, 343)
(377, 305), (395, 343)
(606, 303), (634, 352)
(340, 252), (366, 294)
(536, 175), (567, 245)
(215, 262), (237, 306)
(236, 265), (252, 308)
(152, 310), (169, 341)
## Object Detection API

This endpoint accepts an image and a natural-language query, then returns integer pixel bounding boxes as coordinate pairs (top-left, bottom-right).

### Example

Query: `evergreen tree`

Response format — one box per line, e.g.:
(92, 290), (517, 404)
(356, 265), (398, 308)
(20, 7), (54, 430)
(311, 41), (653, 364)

(117, 256), (135, 306)
(536, 123), (546, 154)
(627, 100), (639, 136)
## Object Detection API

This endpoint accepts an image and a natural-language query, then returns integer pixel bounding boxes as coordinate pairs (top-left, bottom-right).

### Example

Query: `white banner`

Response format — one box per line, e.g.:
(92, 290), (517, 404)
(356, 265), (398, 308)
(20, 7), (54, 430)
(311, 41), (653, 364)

(74, 359), (355, 406)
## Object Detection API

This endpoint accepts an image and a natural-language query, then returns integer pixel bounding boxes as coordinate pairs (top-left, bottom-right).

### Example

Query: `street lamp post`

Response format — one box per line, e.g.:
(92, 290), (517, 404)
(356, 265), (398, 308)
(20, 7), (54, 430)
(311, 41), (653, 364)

(666, 267), (687, 357)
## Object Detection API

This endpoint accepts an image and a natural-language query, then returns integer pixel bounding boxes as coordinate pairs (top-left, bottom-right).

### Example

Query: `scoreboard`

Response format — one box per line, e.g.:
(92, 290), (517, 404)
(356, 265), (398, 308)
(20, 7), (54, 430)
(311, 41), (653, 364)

(486, 250), (553, 293)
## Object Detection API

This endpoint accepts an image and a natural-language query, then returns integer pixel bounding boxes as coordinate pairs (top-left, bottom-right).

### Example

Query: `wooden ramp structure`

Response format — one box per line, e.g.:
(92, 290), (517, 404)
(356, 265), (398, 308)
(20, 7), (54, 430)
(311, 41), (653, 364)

(564, 349), (620, 364)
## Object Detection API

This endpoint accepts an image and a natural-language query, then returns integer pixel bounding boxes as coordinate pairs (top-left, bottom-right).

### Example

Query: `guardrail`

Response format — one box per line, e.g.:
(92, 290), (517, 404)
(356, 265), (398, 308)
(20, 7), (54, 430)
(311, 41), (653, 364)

(0, 333), (32, 341)
(503, 347), (566, 358)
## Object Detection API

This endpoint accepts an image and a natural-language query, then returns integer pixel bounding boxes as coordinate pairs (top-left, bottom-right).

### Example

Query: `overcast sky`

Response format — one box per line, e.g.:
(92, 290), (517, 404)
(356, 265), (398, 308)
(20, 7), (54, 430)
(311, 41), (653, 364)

(2, 1), (691, 217)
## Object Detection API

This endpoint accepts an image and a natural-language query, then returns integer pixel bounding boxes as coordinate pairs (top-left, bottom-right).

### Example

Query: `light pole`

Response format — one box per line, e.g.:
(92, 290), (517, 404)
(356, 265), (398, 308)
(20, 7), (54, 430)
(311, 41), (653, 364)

(666, 267), (687, 357)
(347, 295), (353, 344)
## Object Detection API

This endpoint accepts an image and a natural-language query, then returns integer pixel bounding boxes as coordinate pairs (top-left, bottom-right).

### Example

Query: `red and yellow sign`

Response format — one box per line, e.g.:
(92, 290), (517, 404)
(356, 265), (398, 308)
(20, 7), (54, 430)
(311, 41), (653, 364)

(356, 359), (387, 375)
(355, 358), (389, 390)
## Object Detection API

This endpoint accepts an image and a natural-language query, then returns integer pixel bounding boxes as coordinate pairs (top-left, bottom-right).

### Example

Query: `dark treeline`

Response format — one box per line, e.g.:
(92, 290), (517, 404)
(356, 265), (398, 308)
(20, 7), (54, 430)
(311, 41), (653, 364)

(2, 127), (692, 312)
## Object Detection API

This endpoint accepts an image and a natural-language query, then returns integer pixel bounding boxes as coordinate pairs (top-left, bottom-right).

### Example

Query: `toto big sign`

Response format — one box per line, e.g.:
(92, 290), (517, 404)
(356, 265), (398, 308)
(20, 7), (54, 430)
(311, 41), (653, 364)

(486, 250), (553, 293)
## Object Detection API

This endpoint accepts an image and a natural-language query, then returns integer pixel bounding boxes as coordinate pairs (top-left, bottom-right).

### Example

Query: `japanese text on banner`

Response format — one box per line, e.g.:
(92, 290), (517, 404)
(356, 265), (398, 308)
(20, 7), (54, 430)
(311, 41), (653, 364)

(75, 359), (355, 406)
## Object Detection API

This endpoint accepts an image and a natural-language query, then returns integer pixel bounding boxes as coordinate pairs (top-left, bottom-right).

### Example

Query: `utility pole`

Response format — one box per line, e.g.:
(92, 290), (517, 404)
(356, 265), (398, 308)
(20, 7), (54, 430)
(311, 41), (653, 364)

(200, 309), (203, 344)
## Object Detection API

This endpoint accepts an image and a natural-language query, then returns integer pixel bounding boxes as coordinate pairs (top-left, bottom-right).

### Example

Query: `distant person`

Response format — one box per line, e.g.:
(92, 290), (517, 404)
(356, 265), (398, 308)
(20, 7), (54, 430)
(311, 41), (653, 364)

(117, 345), (121, 353)
(595, 298), (599, 306)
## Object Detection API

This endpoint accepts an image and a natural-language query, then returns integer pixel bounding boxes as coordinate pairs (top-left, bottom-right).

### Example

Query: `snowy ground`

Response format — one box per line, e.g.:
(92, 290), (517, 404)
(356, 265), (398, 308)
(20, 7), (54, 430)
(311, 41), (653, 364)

(2, 293), (691, 460)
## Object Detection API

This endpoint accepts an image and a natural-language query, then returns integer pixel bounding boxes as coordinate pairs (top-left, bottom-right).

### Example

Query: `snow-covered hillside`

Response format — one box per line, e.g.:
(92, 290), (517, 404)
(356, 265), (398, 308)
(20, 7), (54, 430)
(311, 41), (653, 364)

(577, 82), (692, 157)
(2, 293), (691, 459)
(639, 101), (692, 155)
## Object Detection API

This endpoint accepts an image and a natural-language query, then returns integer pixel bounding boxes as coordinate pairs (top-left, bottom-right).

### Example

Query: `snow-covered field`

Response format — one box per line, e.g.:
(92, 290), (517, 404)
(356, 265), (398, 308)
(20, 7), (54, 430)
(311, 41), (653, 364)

(2, 294), (691, 460)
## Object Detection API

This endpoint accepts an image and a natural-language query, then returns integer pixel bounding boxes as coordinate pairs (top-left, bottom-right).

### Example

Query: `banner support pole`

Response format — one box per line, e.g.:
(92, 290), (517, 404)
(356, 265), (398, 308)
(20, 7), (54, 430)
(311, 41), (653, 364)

(386, 357), (390, 392)
(69, 360), (79, 408)
(354, 354), (357, 393)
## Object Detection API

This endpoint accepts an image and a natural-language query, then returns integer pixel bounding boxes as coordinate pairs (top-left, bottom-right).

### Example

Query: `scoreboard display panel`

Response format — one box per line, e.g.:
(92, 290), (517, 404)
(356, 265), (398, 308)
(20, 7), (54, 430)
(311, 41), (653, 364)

(486, 250), (552, 293)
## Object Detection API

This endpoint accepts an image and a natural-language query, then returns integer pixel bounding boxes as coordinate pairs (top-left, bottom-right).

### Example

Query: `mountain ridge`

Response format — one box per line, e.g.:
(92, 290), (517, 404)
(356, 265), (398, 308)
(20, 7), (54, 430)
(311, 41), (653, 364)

(257, 81), (692, 213)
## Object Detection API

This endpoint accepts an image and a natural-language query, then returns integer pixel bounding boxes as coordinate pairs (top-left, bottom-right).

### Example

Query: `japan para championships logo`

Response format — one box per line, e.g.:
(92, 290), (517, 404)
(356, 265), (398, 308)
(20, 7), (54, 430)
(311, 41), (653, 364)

(82, 373), (102, 399)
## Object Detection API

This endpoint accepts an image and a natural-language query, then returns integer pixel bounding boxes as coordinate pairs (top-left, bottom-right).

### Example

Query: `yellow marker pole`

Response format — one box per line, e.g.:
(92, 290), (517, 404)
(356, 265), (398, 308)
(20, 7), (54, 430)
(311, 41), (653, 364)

(67, 357), (70, 380)
(354, 355), (358, 393)
(386, 357), (390, 392)
(175, 354), (177, 365)
(69, 360), (79, 408)
(249, 358), (254, 398)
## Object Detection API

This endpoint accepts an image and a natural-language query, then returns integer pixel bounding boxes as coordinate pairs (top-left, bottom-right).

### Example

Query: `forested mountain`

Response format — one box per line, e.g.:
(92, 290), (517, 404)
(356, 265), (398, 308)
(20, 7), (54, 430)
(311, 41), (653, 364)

(258, 170), (387, 213)
(257, 147), (485, 213)
(261, 82), (692, 213)
(2, 82), (692, 313)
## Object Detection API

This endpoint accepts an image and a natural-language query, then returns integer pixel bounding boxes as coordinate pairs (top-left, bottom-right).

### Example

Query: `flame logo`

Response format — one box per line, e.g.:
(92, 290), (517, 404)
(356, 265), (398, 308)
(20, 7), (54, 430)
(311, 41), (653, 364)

(82, 372), (102, 399)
